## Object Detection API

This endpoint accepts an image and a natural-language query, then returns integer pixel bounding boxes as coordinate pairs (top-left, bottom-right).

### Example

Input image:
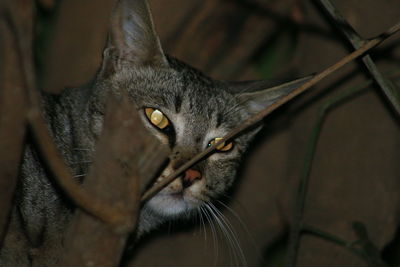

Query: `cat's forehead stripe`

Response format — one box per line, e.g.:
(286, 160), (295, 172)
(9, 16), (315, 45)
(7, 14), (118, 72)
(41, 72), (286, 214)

(216, 112), (223, 128)
(174, 94), (182, 113)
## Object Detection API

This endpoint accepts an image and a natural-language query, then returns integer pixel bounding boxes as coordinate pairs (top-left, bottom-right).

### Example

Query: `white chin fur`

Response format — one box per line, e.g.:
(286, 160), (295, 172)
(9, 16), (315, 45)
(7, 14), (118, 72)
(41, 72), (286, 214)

(146, 193), (196, 217)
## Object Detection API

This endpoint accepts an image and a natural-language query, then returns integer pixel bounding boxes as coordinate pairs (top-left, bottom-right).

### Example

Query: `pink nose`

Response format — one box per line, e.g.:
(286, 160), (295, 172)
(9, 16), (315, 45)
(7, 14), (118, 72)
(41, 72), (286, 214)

(182, 169), (202, 188)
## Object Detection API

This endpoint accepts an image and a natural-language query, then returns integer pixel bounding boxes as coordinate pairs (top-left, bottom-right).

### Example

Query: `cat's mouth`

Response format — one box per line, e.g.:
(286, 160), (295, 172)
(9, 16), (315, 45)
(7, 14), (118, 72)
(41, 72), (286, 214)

(145, 172), (206, 217)
(146, 190), (194, 217)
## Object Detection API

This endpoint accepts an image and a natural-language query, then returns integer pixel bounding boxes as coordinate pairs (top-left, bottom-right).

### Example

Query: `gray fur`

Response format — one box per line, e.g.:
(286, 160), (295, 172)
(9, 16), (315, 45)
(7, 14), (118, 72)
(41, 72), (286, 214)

(0, 0), (310, 266)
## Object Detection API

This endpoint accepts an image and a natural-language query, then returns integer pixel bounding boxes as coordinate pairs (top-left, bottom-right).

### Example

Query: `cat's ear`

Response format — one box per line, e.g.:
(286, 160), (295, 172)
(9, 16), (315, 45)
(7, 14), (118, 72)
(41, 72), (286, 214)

(230, 75), (314, 115)
(101, 0), (168, 75)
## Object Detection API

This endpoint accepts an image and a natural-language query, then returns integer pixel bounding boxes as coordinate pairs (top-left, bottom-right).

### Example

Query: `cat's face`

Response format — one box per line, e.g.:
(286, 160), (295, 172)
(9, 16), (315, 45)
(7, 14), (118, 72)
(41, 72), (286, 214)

(108, 63), (255, 219)
(92, 0), (310, 229)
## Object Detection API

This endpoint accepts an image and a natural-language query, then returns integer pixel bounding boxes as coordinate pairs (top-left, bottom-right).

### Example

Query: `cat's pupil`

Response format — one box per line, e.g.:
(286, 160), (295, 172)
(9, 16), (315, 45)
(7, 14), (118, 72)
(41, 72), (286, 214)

(144, 107), (170, 129)
(207, 138), (234, 152)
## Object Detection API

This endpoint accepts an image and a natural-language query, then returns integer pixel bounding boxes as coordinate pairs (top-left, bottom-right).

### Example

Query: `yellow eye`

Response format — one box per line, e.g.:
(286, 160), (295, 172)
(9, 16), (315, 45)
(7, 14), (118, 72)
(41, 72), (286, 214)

(144, 108), (170, 129)
(208, 137), (233, 152)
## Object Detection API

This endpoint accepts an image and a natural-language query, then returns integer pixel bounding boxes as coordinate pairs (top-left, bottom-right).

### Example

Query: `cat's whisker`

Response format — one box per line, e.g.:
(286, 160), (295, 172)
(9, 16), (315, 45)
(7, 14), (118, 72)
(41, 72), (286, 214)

(210, 202), (247, 267)
(204, 203), (237, 267)
(201, 205), (218, 249)
(219, 193), (257, 220)
(197, 207), (207, 242)
(201, 205), (219, 266)
(216, 196), (263, 262)
(216, 200), (252, 239)
(216, 200), (263, 263)
(220, 194), (255, 214)
(210, 204), (240, 267)
(216, 197), (260, 250)
(206, 202), (247, 267)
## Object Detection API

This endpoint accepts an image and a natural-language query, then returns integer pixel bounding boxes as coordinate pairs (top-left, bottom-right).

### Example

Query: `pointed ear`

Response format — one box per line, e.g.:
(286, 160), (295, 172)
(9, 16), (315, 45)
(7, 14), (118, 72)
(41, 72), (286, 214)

(101, 0), (168, 75)
(230, 75), (314, 115)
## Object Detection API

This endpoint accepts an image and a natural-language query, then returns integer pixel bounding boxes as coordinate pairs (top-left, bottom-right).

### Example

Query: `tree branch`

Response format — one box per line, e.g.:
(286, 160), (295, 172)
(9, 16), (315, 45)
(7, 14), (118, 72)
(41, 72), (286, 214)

(60, 92), (168, 267)
(319, 0), (400, 115)
(0, 5), (30, 245)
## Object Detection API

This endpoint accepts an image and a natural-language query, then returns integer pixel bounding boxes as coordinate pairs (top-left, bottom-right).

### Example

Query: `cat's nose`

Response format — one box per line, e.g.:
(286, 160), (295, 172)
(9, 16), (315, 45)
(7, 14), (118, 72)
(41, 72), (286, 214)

(182, 168), (202, 188)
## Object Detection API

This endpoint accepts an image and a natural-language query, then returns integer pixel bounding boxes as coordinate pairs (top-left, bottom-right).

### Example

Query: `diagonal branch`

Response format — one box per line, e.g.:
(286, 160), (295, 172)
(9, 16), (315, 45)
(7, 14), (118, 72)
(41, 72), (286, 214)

(319, 0), (400, 115)
(27, 96), (168, 227)
(141, 20), (400, 202)
(59, 92), (168, 267)
(0, 8), (29, 245)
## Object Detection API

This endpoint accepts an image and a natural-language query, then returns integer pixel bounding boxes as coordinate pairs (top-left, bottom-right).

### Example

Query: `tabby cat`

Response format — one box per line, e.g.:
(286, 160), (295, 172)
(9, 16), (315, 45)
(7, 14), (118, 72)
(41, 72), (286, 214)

(0, 0), (309, 266)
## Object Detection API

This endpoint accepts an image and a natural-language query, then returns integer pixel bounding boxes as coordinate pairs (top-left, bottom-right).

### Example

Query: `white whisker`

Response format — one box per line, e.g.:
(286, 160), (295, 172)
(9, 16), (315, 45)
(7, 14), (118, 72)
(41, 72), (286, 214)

(211, 203), (246, 262)
(205, 203), (236, 267)
(206, 202), (248, 267)
(216, 197), (261, 260)
(197, 207), (207, 242)
(216, 200), (252, 238)
(201, 205), (219, 267)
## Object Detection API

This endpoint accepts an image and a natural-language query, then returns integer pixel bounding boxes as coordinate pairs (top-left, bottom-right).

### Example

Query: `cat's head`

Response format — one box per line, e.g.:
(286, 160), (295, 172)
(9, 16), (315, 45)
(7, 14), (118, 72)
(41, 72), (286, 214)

(91, 0), (310, 227)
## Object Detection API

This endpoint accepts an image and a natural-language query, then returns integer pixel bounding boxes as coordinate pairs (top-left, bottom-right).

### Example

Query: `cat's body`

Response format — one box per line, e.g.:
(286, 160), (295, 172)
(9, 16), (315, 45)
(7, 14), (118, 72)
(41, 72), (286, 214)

(0, 0), (310, 266)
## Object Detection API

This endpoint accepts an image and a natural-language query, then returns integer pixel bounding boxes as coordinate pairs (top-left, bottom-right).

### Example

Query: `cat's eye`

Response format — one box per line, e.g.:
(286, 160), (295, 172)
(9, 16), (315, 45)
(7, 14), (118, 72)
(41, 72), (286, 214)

(208, 137), (233, 152)
(144, 108), (170, 129)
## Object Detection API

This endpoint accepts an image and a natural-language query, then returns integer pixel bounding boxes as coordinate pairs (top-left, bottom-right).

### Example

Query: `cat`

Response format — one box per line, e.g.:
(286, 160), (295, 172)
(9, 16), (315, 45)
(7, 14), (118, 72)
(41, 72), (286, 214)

(0, 0), (310, 266)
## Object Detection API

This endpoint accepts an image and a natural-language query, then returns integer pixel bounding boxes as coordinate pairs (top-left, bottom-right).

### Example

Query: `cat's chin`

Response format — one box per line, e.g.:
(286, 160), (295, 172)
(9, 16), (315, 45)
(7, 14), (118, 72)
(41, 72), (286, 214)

(145, 192), (200, 218)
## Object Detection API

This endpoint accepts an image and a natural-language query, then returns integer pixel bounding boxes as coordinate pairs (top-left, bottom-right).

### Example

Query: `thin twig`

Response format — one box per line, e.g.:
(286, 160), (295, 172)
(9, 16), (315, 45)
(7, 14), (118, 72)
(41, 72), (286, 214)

(141, 20), (400, 203)
(285, 69), (400, 267)
(351, 222), (389, 267)
(318, 0), (363, 45)
(285, 81), (372, 267)
(319, 0), (400, 115)
(301, 224), (366, 259)
(302, 223), (388, 267)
